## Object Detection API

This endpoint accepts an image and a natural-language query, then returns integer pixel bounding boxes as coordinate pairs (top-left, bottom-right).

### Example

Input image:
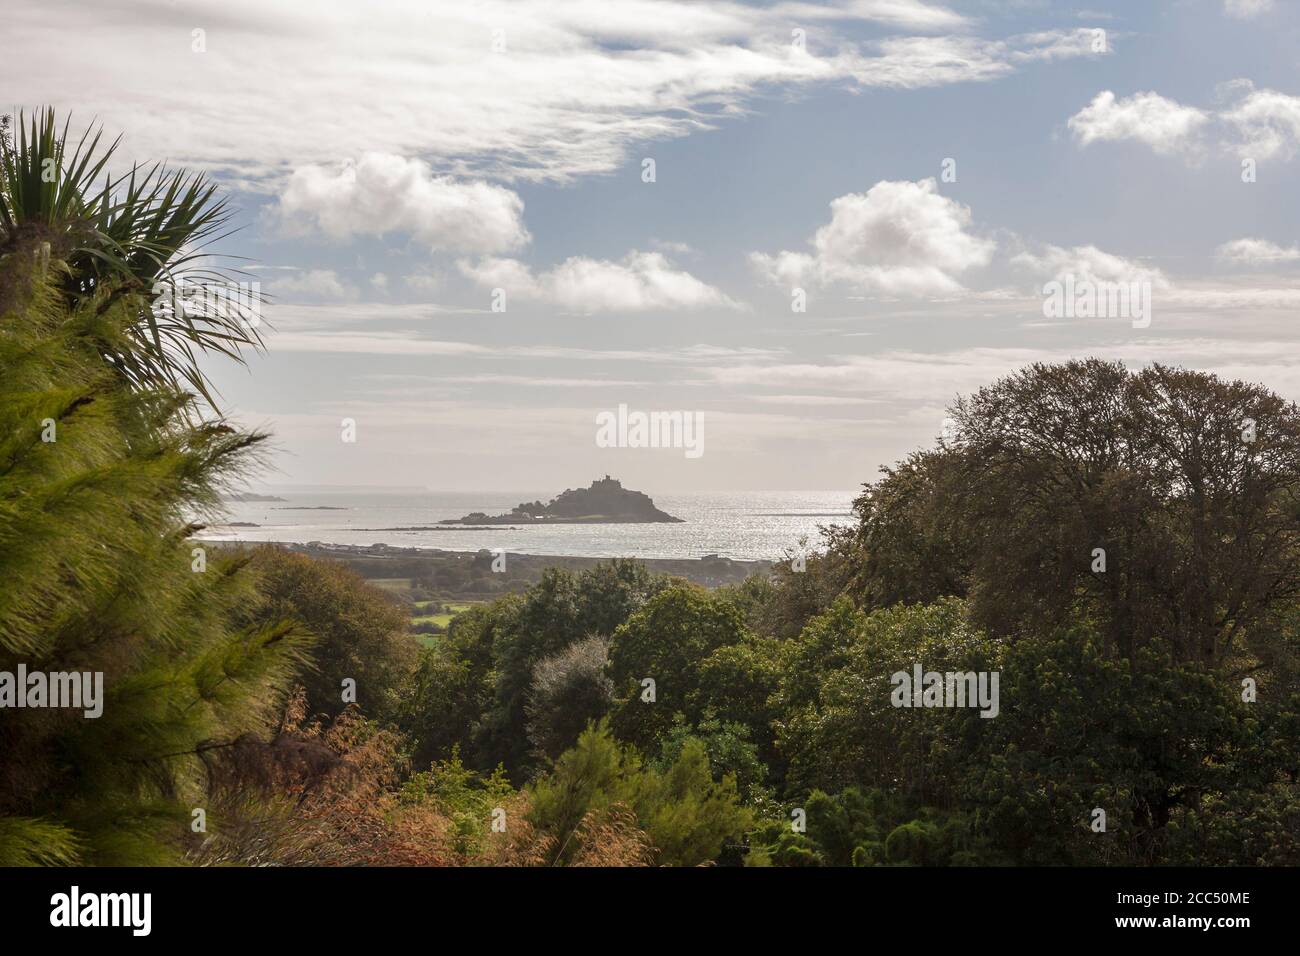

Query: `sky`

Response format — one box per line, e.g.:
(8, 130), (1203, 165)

(7, 0), (1300, 492)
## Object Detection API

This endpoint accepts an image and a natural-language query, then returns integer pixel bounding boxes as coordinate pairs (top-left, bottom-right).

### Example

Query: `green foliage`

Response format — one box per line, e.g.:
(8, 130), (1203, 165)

(474, 562), (669, 777)
(748, 528), (858, 640)
(847, 447), (974, 609)
(0, 272), (309, 864)
(769, 591), (1300, 864)
(245, 546), (417, 723)
(691, 635), (783, 758)
(956, 632), (1300, 865)
(525, 635), (614, 760)
(608, 584), (751, 752)
(0, 816), (82, 866)
(528, 721), (752, 866)
(399, 749), (516, 858)
(746, 788), (998, 867)
(851, 360), (1300, 667)
(399, 602), (504, 770)
(775, 597), (997, 798)
(655, 716), (771, 806)
(0, 108), (261, 405)
(635, 733), (752, 866)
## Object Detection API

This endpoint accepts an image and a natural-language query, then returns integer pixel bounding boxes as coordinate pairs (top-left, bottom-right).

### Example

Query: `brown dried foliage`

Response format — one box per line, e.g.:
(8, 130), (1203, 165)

(567, 805), (657, 867)
(184, 688), (589, 866)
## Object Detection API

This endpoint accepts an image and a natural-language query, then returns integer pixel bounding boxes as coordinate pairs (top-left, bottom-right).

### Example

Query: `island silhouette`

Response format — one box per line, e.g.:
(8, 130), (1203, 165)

(440, 476), (683, 525)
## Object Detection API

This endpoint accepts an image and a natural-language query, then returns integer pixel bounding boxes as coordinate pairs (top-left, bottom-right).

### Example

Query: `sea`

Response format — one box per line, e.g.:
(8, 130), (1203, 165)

(197, 490), (858, 562)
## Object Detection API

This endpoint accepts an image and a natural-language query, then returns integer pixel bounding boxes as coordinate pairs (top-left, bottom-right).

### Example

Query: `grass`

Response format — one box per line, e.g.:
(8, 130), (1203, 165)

(367, 578), (482, 646)
(409, 601), (478, 642)
(370, 578), (414, 595)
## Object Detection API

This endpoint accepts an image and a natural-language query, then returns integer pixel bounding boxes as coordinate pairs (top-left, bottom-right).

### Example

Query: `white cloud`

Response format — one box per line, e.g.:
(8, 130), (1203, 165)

(1011, 243), (1170, 288)
(272, 269), (358, 301)
(269, 331), (490, 355)
(706, 348), (1059, 401)
(458, 251), (741, 312)
(704, 338), (1300, 404)
(1216, 237), (1300, 263)
(843, 29), (1106, 90)
(1067, 91), (1210, 156)
(5, 1), (1105, 188)
(435, 374), (649, 389)
(1067, 81), (1300, 162)
(1224, 0), (1274, 19)
(1008, 27), (1110, 63)
(746, 393), (877, 406)
(1163, 284), (1300, 309)
(776, 0), (969, 30)
(267, 301), (472, 331)
(402, 273), (444, 295)
(750, 178), (995, 296)
(274, 153), (530, 254)
(1220, 82), (1300, 160)
(1005, 242), (1300, 310)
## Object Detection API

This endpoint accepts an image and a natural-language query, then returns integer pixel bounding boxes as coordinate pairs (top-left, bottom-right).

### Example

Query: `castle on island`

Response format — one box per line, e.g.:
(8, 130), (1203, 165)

(441, 476), (682, 525)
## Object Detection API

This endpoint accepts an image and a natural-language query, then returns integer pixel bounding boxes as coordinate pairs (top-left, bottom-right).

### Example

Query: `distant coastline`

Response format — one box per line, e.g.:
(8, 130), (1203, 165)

(200, 488), (855, 562)
(207, 538), (771, 568)
(207, 539), (771, 592)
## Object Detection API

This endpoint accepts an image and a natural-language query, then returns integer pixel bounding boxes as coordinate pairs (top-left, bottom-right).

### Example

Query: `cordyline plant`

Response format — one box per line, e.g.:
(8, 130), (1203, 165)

(0, 107), (263, 407)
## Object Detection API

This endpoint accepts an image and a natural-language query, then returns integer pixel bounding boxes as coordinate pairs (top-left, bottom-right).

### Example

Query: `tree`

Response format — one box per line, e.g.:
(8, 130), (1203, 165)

(475, 562), (667, 778)
(655, 716), (770, 806)
(768, 593), (1300, 864)
(0, 108), (261, 405)
(607, 584), (751, 751)
(246, 546), (418, 724)
(399, 601), (504, 770)
(0, 267), (309, 865)
(689, 635), (784, 780)
(747, 788), (997, 867)
(959, 627), (1300, 865)
(573, 559), (668, 635)
(849, 360), (1300, 668)
(847, 447), (974, 609)
(749, 526), (859, 640)
(527, 721), (752, 866)
(475, 568), (587, 775)
(526, 636), (614, 761)
(774, 598), (997, 799)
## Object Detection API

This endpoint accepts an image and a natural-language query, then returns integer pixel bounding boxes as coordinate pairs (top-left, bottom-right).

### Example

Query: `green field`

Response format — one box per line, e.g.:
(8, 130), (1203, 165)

(360, 576), (482, 644)
(411, 600), (476, 626)
(409, 601), (478, 648)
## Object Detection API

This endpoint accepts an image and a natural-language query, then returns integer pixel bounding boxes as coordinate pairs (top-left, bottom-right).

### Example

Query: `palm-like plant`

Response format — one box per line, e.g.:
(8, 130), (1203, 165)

(0, 268), (310, 865)
(0, 108), (262, 405)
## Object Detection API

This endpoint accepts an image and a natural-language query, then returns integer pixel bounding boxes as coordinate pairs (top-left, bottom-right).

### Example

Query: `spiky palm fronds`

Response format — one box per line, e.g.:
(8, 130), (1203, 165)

(0, 273), (308, 864)
(0, 107), (262, 406)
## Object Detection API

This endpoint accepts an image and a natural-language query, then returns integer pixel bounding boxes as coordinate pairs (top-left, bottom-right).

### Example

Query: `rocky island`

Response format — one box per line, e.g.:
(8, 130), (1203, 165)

(440, 476), (683, 525)
(224, 491), (287, 502)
